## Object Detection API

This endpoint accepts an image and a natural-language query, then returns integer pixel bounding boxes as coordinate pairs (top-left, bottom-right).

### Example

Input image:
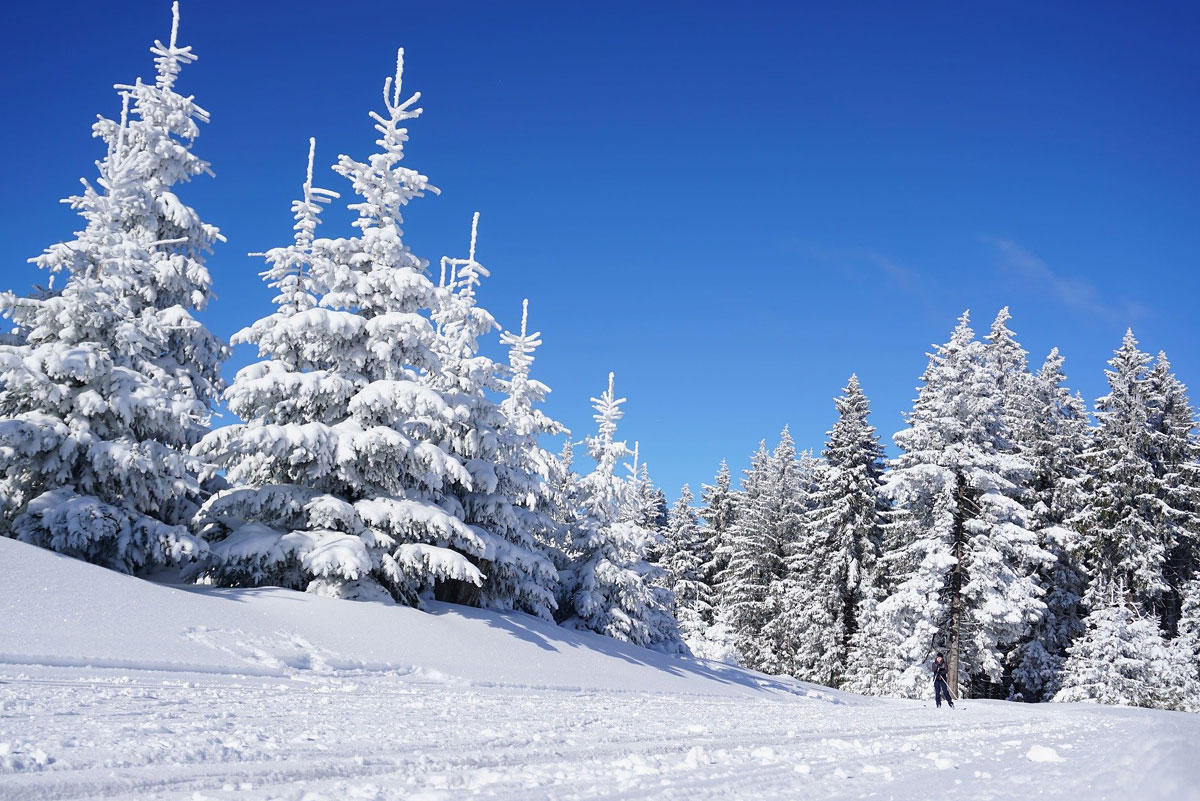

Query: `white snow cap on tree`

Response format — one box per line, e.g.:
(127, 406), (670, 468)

(0, 2), (227, 572)
(193, 50), (485, 605)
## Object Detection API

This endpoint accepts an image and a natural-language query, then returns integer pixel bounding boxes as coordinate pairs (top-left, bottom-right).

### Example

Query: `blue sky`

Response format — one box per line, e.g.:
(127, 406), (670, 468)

(2, 1), (1198, 498)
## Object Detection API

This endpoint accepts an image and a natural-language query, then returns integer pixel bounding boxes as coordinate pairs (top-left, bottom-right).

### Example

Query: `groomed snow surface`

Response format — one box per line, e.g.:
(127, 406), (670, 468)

(1, 539), (1197, 801)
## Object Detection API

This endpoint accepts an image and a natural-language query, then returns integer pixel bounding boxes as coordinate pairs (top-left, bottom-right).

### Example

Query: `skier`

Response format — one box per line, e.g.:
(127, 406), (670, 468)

(932, 653), (955, 708)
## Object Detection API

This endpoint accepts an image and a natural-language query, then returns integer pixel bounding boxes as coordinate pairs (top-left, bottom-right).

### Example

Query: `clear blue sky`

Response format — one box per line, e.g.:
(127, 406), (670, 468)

(2, 1), (1198, 498)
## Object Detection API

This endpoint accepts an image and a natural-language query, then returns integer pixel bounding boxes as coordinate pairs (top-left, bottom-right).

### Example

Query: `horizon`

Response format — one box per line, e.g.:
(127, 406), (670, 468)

(2, 0), (1197, 498)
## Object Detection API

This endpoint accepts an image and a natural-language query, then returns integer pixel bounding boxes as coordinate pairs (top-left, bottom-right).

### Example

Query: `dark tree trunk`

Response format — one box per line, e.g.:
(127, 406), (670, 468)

(947, 471), (968, 698)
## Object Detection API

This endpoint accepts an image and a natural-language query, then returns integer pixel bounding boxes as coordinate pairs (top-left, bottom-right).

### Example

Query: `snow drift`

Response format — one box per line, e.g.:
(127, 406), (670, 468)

(0, 538), (831, 699)
(3, 537), (1200, 801)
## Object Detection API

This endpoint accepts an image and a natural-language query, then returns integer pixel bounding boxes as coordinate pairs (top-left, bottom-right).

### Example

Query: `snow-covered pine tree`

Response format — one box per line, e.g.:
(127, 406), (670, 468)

(194, 52), (486, 605)
(862, 312), (1049, 698)
(698, 460), (738, 609)
(423, 216), (560, 618)
(983, 307), (1035, 454)
(1010, 348), (1090, 701)
(1075, 331), (1169, 618)
(1145, 352), (1200, 634)
(0, 3), (227, 572)
(546, 438), (582, 584)
(496, 298), (571, 615)
(1165, 578), (1200, 711)
(1054, 577), (1172, 709)
(624, 443), (665, 536)
(786, 375), (887, 687)
(662, 485), (711, 643)
(721, 429), (803, 673)
(561, 374), (683, 652)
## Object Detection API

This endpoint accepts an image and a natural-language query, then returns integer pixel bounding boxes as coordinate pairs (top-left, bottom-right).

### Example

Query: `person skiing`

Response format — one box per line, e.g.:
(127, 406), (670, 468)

(932, 653), (954, 708)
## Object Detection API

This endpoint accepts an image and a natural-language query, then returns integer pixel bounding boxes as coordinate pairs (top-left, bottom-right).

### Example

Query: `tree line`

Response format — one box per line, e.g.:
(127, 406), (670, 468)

(658, 312), (1199, 711)
(1, 6), (1196, 712)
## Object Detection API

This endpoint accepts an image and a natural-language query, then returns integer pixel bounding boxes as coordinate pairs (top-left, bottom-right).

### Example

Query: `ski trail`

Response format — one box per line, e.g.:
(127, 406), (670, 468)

(3, 664), (1194, 801)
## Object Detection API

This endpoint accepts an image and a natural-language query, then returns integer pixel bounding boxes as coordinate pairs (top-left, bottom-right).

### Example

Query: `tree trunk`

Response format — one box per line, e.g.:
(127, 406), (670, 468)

(947, 471), (968, 697)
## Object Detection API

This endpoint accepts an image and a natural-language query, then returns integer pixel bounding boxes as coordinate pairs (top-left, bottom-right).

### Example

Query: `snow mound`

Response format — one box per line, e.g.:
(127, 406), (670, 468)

(0, 538), (846, 699)
(1026, 744), (1065, 763)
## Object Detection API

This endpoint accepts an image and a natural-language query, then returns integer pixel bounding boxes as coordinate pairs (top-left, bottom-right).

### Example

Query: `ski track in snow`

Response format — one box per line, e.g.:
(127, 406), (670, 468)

(2, 539), (1198, 801)
(2, 664), (1195, 801)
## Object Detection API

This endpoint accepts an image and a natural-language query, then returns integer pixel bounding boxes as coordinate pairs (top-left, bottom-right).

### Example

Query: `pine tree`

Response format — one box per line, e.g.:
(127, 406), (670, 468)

(721, 429), (803, 672)
(1075, 330), (1169, 617)
(1008, 348), (1091, 701)
(858, 312), (1048, 698)
(496, 299), (571, 617)
(1145, 352), (1200, 634)
(983, 307), (1035, 454)
(0, 3), (226, 572)
(193, 52), (484, 605)
(698, 460), (738, 608)
(662, 485), (713, 648)
(1165, 579), (1200, 711)
(561, 374), (683, 652)
(787, 375), (887, 687)
(424, 216), (560, 618)
(1055, 578), (1171, 709)
(546, 438), (582, 583)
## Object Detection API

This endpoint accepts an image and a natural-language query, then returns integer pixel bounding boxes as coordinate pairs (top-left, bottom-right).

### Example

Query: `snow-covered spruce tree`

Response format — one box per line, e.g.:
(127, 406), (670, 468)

(1054, 577), (1172, 709)
(421, 217), (560, 618)
(193, 53), (486, 605)
(786, 375), (887, 687)
(1009, 348), (1090, 701)
(1145, 352), (1200, 634)
(546, 438), (582, 582)
(661, 485), (713, 648)
(859, 312), (1049, 698)
(983, 307), (1035, 454)
(721, 429), (804, 672)
(560, 374), (683, 651)
(624, 443), (665, 533)
(1074, 331), (1171, 619)
(0, 3), (226, 572)
(698, 460), (738, 607)
(760, 450), (823, 679)
(494, 299), (571, 614)
(1165, 579), (1200, 711)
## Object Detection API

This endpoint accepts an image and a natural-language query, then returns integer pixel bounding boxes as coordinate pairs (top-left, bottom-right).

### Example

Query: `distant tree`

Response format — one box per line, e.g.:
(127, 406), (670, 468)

(662, 485), (713, 648)
(560, 374), (683, 652)
(849, 313), (1048, 698)
(1009, 348), (1090, 701)
(785, 375), (887, 687)
(721, 429), (803, 672)
(1144, 352), (1200, 634)
(1055, 578), (1172, 709)
(1075, 331), (1170, 617)
(699, 460), (738, 610)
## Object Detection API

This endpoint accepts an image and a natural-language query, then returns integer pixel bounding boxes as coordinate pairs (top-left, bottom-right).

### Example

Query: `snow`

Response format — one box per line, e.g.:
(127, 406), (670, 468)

(3, 536), (1200, 801)
(1026, 744), (1064, 763)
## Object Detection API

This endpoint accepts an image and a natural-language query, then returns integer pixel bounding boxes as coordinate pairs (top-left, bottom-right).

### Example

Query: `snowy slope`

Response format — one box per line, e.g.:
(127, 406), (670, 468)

(2, 537), (1199, 801)
(0, 538), (820, 698)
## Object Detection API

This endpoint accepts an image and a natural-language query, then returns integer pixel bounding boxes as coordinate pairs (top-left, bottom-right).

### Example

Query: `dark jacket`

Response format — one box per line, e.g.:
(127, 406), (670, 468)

(932, 661), (949, 683)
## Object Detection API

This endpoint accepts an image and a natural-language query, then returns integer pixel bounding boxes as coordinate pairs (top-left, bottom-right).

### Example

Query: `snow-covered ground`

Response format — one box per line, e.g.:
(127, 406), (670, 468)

(2, 538), (1197, 801)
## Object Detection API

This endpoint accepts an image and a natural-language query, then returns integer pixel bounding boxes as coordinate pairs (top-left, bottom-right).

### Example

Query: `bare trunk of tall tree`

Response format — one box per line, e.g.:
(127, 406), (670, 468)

(947, 471), (967, 697)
